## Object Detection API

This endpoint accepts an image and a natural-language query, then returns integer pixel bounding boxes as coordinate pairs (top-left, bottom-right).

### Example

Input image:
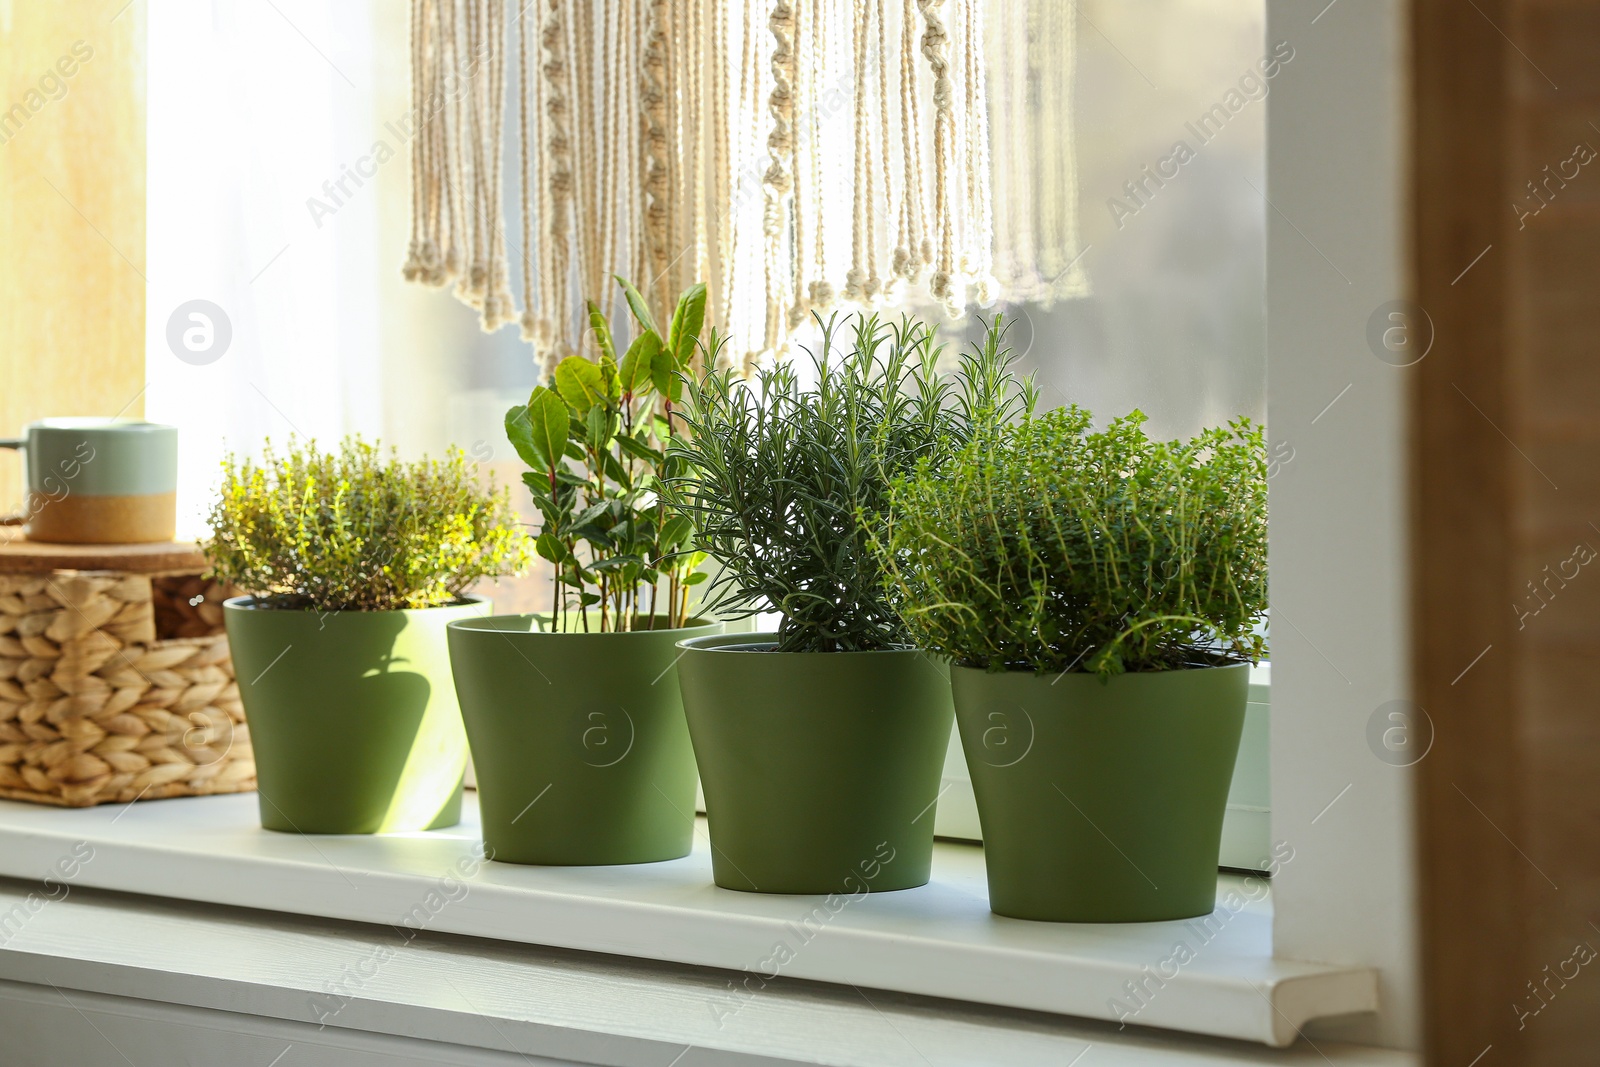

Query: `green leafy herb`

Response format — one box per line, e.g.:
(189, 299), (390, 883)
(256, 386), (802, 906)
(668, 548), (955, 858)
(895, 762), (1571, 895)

(874, 407), (1268, 676)
(203, 438), (530, 612)
(667, 313), (1034, 653)
(506, 278), (709, 632)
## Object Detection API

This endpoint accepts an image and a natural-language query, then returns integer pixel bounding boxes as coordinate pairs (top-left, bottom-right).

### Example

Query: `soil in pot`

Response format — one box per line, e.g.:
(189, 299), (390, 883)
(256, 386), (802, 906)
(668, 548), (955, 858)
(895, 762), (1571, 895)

(448, 614), (723, 865)
(676, 632), (951, 894)
(224, 595), (485, 834)
(952, 662), (1248, 922)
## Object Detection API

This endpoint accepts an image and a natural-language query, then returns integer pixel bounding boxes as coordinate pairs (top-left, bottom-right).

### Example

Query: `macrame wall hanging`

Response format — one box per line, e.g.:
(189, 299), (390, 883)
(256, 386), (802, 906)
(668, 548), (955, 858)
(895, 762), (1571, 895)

(403, 0), (518, 328)
(987, 0), (1089, 305)
(404, 0), (1082, 375)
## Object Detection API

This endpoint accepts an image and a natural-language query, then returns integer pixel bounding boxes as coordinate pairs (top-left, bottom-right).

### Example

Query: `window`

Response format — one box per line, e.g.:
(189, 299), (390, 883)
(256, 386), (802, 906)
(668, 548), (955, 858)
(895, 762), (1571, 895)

(121, 0), (1416, 1049)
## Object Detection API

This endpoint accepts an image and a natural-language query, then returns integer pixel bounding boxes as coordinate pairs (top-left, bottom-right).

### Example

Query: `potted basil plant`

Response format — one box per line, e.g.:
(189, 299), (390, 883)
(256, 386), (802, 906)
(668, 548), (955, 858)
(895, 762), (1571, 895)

(666, 314), (1031, 894)
(447, 278), (722, 865)
(206, 438), (529, 834)
(875, 407), (1268, 921)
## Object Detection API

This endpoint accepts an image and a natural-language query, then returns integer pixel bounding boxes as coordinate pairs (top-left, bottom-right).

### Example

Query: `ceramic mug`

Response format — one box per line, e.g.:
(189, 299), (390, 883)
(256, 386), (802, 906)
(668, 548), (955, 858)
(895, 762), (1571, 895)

(1, 419), (178, 544)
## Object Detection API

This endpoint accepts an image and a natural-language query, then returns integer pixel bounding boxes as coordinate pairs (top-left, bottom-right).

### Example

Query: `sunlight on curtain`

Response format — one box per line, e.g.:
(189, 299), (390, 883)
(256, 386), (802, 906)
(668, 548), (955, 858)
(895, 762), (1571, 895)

(145, 0), (373, 536)
(144, 0), (533, 541)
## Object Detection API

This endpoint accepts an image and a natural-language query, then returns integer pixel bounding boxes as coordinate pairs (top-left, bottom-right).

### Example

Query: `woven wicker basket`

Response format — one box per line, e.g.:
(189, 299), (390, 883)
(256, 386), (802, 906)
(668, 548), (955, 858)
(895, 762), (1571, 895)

(0, 571), (255, 806)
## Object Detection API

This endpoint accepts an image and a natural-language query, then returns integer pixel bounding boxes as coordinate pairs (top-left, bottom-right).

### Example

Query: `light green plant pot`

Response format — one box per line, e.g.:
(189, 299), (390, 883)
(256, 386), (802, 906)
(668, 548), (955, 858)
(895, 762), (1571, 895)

(952, 662), (1248, 922)
(676, 632), (952, 894)
(224, 595), (485, 834)
(447, 614), (723, 865)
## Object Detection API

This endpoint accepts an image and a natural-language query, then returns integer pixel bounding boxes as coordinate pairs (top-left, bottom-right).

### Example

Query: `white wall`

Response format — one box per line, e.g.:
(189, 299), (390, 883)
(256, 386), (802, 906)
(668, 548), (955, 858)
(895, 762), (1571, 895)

(1266, 0), (1418, 1049)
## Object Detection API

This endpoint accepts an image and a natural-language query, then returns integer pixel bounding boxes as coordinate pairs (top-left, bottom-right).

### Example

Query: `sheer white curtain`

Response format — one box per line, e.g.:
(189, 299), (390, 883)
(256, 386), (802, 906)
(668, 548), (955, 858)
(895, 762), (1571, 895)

(144, 0), (483, 538)
(142, 1), (559, 620)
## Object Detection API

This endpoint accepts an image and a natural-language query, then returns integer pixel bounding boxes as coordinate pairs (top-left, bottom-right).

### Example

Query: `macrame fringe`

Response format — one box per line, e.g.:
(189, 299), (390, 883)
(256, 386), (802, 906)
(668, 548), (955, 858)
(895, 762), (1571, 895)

(407, 0), (517, 329)
(987, 0), (1088, 306)
(405, 0), (1065, 377)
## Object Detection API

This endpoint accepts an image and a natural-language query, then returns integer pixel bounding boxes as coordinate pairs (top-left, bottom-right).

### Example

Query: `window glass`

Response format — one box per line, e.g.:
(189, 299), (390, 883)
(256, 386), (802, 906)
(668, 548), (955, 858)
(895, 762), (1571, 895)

(973, 0), (1267, 440)
(147, 0), (1266, 613)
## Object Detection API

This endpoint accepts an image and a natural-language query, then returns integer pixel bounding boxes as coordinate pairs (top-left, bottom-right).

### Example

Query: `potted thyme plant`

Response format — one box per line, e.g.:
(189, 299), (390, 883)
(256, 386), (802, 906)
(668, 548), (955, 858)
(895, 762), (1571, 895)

(446, 278), (722, 865)
(206, 438), (528, 834)
(875, 407), (1268, 922)
(666, 314), (1029, 894)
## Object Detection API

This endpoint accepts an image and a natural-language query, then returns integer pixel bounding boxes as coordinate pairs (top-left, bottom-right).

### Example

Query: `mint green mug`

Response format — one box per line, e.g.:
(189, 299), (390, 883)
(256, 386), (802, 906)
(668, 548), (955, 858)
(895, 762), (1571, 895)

(1, 419), (178, 544)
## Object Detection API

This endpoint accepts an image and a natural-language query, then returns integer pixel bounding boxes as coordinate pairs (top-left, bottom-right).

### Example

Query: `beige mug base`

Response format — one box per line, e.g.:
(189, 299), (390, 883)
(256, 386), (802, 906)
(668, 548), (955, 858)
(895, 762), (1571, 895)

(23, 491), (178, 544)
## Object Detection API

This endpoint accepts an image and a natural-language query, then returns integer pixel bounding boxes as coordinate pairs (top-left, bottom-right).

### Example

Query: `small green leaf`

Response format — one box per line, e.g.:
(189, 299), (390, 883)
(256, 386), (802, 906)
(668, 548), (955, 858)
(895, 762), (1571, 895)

(573, 530), (613, 556)
(535, 533), (567, 563)
(602, 449), (631, 489)
(615, 275), (659, 336)
(682, 570), (709, 586)
(600, 354), (621, 402)
(618, 331), (662, 395)
(587, 301), (618, 367)
(573, 501), (613, 530)
(524, 387), (569, 473)
(590, 554), (644, 573)
(658, 515), (693, 549)
(615, 433), (662, 465)
(505, 404), (546, 471)
(651, 343), (682, 402)
(554, 356), (606, 415)
(666, 282), (707, 369)
(586, 404), (615, 451)
(553, 467), (588, 487)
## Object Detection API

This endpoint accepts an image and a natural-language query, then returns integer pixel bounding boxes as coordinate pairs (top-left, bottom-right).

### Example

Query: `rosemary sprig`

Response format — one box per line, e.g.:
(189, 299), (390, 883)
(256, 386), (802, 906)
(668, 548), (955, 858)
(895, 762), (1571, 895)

(667, 312), (1032, 653)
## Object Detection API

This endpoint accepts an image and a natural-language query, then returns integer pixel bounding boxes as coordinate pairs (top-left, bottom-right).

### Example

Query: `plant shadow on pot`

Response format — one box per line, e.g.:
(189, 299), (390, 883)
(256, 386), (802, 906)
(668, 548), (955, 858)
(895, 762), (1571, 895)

(676, 632), (952, 895)
(449, 613), (723, 865)
(225, 596), (479, 834)
(953, 662), (1248, 923)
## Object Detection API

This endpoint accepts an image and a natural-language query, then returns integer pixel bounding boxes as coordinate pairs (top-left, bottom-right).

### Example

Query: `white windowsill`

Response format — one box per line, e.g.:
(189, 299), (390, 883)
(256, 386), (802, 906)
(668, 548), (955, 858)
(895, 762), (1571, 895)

(0, 878), (1411, 1067)
(0, 792), (1372, 1048)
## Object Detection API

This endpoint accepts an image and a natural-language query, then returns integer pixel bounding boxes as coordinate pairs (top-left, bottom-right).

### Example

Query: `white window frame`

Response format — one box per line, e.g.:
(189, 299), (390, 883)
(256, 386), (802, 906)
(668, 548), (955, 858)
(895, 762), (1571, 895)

(1264, 0), (1417, 1050)
(126, 0), (1425, 1055)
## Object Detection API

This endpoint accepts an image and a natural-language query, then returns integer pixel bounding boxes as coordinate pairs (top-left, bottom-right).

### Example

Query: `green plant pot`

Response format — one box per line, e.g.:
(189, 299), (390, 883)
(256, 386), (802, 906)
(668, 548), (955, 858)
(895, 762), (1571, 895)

(676, 633), (952, 894)
(447, 615), (723, 865)
(223, 595), (485, 834)
(952, 663), (1249, 922)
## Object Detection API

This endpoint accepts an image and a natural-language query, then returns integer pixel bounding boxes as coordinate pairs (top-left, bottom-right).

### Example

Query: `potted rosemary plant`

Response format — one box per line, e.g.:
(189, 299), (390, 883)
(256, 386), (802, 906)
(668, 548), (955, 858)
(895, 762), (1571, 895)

(447, 279), (722, 865)
(206, 438), (528, 834)
(667, 314), (1029, 894)
(875, 407), (1268, 921)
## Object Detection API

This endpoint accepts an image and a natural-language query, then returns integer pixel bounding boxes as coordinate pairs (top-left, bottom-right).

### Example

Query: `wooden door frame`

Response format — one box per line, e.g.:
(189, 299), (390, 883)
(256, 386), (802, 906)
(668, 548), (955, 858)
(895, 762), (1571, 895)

(1411, 0), (1531, 1062)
